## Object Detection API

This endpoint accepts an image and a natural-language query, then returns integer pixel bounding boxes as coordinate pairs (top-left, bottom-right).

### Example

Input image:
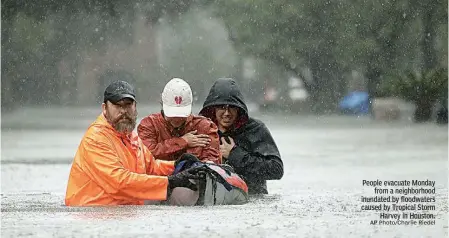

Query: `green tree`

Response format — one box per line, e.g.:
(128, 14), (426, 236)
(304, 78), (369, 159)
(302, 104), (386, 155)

(212, 0), (447, 118)
(379, 68), (447, 122)
(1, 0), (208, 111)
(365, 0), (447, 121)
(1, 0), (137, 110)
(213, 0), (355, 113)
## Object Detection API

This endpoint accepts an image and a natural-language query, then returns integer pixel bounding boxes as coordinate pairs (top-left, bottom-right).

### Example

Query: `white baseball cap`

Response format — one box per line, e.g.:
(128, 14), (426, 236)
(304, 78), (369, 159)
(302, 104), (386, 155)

(162, 78), (193, 117)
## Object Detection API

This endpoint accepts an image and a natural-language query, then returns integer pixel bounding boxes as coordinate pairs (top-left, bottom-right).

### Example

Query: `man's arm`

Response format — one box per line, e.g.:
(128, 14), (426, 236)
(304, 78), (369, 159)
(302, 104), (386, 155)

(141, 143), (176, 175)
(137, 117), (188, 158)
(226, 124), (283, 180)
(81, 134), (169, 201)
(186, 119), (222, 164)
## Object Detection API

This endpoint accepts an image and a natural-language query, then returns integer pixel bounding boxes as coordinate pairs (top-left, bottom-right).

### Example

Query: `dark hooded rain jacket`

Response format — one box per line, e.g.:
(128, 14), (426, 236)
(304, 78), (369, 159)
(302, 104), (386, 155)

(199, 78), (284, 194)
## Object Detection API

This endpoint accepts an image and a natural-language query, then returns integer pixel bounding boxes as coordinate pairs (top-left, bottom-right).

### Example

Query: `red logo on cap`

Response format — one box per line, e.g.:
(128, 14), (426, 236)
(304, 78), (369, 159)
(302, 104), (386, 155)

(174, 96), (182, 105)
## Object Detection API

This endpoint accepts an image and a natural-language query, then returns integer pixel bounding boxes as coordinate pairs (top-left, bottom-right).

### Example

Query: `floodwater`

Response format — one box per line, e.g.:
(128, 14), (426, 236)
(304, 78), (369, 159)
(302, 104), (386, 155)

(1, 105), (448, 237)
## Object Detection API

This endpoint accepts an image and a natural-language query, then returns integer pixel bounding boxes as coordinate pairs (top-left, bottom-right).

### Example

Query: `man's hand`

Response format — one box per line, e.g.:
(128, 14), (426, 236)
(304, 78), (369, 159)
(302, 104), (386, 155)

(181, 130), (211, 148)
(220, 137), (235, 159)
(174, 153), (201, 172)
(168, 166), (208, 191)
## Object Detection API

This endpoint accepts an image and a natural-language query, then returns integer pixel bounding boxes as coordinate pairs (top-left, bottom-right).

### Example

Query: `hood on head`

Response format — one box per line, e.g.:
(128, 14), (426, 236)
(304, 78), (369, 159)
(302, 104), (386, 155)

(199, 78), (248, 126)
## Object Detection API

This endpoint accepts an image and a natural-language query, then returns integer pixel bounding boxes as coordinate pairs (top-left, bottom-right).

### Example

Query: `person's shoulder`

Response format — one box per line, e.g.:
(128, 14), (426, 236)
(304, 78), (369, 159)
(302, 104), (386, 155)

(247, 117), (266, 127)
(139, 112), (162, 125)
(82, 124), (110, 144)
(191, 115), (217, 129)
(192, 115), (215, 124)
(142, 112), (162, 121)
(243, 117), (270, 131)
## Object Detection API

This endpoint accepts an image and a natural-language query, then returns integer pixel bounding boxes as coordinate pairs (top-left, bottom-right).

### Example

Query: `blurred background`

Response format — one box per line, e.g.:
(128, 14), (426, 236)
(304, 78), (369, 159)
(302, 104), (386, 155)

(1, 0), (447, 123)
(1, 1), (448, 236)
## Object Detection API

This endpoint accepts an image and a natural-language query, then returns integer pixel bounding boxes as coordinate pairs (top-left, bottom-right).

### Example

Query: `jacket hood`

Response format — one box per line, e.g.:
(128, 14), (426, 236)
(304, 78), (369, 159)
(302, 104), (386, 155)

(199, 78), (249, 124)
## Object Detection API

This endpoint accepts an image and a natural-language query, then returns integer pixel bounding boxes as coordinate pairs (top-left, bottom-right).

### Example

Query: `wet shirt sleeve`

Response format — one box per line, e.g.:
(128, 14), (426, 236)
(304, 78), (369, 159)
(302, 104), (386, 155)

(81, 134), (169, 201)
(142, 144), (175, 175)
(186, 120), (222, 164)
(137, 117), (188, 158)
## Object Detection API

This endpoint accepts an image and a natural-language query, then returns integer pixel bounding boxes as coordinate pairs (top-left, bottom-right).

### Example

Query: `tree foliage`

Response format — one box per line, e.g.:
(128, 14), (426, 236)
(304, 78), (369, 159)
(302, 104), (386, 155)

(212, 0), (447, 116)
(380, 68), (447, 102)
(2, 0), (447, 120)
(1, 0), (206, 110)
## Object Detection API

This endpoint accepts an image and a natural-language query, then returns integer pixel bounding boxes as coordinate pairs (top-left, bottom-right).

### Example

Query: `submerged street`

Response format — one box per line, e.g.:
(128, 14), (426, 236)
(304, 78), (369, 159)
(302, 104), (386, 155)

(1, 106), (448, 237)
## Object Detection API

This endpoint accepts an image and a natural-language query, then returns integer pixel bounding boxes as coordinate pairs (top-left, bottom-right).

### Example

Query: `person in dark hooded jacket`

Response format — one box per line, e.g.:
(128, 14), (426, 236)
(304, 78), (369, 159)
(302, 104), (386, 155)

(199, 78), (284, 194)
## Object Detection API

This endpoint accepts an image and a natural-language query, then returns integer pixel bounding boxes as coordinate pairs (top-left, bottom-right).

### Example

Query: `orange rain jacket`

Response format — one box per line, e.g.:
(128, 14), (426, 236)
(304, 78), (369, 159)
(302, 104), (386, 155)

(137, 113), (222, 164)
(65, 114), (175, 206)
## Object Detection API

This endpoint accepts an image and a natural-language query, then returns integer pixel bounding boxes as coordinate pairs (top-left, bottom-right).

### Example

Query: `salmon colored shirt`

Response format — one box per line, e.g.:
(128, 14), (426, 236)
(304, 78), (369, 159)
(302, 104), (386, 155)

(65, 114), (175, 206)
(137, 113), (222, 164)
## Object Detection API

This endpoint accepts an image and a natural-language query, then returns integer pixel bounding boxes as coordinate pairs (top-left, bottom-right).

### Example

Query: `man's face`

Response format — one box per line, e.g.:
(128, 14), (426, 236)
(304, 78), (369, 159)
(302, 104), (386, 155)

(102, 98), (137, 134)
(215, 105), (238, 130)
(165, 116), (187, 128)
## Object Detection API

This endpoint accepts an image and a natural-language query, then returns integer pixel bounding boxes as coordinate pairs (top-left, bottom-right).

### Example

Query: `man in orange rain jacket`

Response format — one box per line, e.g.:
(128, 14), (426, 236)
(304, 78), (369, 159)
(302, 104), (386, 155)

(65, 80), (207, 206)
(137, 78), (221, 164)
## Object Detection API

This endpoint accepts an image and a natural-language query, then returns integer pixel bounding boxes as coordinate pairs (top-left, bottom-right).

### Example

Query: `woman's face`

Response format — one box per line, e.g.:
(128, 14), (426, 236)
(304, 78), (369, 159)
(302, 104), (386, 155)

(215, 105), (238, 131)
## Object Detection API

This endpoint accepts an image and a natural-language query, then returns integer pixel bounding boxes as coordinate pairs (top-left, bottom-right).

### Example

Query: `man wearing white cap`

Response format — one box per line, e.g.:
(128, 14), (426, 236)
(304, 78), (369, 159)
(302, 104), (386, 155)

(137, 78), (221, 164)
(138, 78), (249, 206)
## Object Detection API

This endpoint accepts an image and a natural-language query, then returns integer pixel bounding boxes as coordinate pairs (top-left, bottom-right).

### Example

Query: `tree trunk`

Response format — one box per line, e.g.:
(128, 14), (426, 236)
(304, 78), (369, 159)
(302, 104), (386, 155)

(309, 55), (321, 113)
(413, 3), (438, 123)
(328, 62), (345, 113)
(307, 54), (344, 114)
(422, 5), (437, 71)
(1, 18), (18, 113)
(366, 66), (382, 116)
(414, 100), (433, 123)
